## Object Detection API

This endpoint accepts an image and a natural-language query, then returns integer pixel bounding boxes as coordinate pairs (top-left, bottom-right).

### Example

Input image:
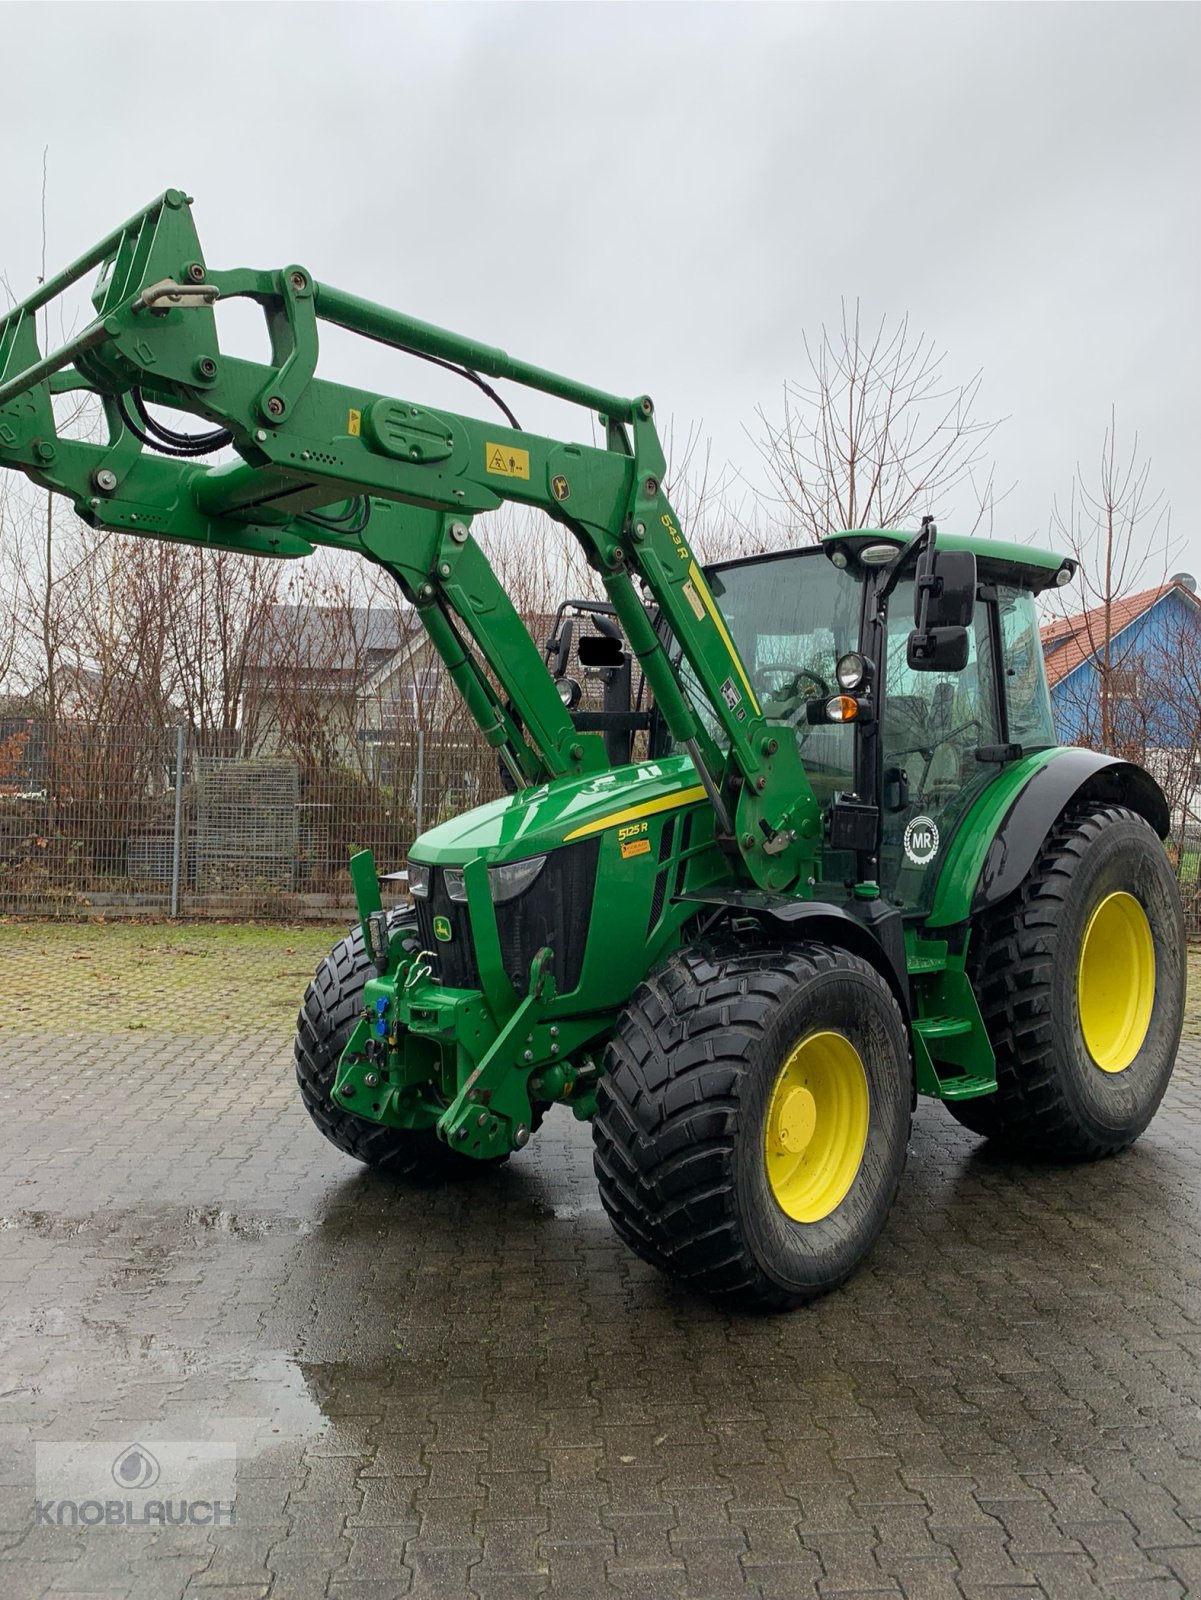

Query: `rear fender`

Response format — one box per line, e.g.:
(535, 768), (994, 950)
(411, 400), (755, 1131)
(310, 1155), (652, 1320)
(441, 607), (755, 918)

(926, 748), (1170, 928)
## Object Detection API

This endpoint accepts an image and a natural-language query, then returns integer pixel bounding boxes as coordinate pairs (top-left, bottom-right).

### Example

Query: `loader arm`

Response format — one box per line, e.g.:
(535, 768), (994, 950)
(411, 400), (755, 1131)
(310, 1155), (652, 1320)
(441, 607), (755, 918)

(0, 188), (820, 892)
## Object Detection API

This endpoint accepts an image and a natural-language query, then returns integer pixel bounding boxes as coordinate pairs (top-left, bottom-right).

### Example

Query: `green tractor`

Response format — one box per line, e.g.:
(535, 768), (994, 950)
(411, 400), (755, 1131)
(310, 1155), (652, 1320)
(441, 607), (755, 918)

(0, 192), (1184, 1309)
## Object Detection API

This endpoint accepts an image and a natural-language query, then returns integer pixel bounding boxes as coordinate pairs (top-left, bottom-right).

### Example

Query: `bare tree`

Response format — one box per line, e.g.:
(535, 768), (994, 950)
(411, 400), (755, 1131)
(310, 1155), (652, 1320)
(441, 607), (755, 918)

(1049, 408), (1174, 754)
(753, 299), (1005, 544)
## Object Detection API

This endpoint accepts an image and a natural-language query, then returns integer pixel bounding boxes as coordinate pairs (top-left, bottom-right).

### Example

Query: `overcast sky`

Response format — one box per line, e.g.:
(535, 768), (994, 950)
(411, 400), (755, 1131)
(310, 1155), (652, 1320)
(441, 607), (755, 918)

(3, 2), (1199, 578)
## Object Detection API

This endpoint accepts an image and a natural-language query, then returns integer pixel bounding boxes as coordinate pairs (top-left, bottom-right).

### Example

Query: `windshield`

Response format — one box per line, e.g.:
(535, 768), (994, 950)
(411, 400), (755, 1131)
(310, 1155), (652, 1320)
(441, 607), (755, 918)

(680, 549), (864, 806)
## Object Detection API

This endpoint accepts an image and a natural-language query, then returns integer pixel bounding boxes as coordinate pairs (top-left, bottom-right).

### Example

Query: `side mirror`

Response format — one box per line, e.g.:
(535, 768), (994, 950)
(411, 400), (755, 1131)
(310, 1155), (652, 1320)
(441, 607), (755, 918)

(907, 625), (970, 673)
(915, 550), (977, 629)
(545, 617), (574, 677)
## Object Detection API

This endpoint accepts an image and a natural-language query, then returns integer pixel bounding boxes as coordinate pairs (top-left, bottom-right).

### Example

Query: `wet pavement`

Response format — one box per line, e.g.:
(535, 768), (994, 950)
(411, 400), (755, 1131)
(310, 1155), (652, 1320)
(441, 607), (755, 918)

(1, 939), (1200, 1599)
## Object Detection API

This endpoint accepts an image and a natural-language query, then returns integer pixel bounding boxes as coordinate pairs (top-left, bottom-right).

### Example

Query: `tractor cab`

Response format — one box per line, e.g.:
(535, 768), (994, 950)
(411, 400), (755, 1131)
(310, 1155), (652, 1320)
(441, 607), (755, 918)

(677, 529), (1070, 914)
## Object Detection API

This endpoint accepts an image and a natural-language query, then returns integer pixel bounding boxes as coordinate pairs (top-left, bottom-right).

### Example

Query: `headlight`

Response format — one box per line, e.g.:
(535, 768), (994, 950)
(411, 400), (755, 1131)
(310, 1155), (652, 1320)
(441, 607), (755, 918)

(557, 677), (582, 709)
(489, 854), (547, 904)
(443, 868), (468, 902)
(407, 861), (431, 899)
(835, 651), (871, 691)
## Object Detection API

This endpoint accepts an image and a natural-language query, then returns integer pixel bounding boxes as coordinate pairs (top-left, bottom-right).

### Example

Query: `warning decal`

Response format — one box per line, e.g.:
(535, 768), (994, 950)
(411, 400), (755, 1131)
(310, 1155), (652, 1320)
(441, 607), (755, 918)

(486, 442), (530, 480)
(621, 838), (652, 860)
(347, 409), (362, 437)
(682, 581), (705, 621)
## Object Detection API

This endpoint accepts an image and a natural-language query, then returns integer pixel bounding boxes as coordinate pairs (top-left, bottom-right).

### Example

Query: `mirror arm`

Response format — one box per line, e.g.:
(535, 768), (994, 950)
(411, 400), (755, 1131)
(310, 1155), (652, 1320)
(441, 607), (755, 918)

(876, 517), (936, 610)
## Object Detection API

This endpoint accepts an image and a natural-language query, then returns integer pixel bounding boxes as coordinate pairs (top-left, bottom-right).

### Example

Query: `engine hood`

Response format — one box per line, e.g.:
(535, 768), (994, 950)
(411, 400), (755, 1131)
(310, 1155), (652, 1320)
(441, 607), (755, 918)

(409, 753), (708, 866)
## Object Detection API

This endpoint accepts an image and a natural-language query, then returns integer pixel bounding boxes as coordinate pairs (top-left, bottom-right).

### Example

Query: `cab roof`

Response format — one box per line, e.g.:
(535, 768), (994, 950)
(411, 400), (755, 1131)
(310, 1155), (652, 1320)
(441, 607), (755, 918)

(823, 530), (1072, 594)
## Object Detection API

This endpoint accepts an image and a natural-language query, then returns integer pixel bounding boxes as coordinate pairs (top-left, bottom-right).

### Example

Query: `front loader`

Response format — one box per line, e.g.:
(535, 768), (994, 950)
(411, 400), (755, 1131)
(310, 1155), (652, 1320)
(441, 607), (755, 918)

(0, 191), (1184, 1308)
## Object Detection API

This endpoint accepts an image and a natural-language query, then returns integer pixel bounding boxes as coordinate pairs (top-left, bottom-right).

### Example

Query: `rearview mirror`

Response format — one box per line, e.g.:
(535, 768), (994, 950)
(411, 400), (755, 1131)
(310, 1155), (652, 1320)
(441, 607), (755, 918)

(907, 625), (970, 673)
(545, 617), (574, 677)
(914, 550), (977, 629)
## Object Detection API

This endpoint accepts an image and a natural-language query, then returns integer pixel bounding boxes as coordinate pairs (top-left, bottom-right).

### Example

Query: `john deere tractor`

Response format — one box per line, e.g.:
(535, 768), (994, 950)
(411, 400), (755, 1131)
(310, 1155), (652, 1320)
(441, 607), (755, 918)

(0, 192), (1183, 1308)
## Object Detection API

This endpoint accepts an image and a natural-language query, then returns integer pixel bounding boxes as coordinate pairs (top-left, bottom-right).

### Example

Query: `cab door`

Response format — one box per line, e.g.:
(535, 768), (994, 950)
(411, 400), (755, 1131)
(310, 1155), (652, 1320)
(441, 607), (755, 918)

(877, 576), (1001, 910)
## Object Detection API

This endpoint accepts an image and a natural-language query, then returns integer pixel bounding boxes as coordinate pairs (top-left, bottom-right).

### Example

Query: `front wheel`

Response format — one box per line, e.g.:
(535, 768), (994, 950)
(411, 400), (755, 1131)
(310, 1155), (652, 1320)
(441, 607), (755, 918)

(593, 942), (912, 1310)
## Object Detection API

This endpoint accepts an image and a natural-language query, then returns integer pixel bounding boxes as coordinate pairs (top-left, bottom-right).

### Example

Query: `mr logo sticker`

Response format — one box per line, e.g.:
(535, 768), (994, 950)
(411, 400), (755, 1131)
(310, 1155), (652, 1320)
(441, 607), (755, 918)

(903, 816), (939, 866)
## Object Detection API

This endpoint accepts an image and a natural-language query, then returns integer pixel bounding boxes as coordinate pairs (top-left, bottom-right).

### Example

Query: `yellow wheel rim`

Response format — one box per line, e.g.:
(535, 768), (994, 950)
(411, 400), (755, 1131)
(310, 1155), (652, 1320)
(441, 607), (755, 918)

(1077, 891), (1155, 1074)
(764, 1031), (869, 1223)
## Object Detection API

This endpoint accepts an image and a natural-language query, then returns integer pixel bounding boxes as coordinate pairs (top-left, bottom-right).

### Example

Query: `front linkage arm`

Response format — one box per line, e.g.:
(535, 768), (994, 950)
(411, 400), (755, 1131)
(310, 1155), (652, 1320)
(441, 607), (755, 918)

(0, 188), (821, 892)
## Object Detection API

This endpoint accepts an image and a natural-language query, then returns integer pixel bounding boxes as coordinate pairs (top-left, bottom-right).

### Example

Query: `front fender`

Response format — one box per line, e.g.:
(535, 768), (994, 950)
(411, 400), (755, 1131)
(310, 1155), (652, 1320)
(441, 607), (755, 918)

(926, 748), (1170, 929)
(674, 888), (911, 1020)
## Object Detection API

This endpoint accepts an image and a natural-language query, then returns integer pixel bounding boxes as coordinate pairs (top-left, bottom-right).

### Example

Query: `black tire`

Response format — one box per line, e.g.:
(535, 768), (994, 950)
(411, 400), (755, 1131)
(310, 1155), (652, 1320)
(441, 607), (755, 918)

(947, 804), (1184, 1158)
(593, 941), (912, 1310)
(295, 914), (477, 1175)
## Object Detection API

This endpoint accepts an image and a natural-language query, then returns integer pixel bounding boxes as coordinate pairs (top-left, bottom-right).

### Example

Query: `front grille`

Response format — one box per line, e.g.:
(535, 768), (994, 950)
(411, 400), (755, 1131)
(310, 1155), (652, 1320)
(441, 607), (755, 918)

(413, 870), (477, 987)
(496, 839), (600, 998)
(412, 841), (600, 997)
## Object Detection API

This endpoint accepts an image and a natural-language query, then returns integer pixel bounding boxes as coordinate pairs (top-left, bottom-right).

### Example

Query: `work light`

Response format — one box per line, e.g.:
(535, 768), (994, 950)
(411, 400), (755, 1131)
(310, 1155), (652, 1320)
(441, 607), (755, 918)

(835, 652), (872, 691)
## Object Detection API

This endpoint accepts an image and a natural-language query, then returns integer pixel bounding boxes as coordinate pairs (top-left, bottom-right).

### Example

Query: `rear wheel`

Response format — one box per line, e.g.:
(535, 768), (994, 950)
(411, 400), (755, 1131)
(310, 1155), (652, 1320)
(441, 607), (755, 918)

(593, 941), (911, 1310)
(948, 805), (1184, 1157)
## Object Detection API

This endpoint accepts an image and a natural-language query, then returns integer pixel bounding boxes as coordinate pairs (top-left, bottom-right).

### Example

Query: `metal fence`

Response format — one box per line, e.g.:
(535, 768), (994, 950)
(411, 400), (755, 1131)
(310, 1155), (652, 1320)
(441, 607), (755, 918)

(0, 718), (502, 920)
(5, 716), (1201, 933)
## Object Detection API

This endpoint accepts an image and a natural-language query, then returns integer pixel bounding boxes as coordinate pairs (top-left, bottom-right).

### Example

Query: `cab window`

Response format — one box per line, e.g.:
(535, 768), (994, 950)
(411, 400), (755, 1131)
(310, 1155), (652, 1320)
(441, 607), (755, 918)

(998, 585), (1056, 750)
(682, 550), (864, 807)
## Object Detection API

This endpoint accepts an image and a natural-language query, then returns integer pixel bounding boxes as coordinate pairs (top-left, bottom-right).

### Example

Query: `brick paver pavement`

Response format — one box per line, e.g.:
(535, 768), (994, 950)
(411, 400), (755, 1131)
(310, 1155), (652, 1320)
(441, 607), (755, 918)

(1, 927), (1199, 1599)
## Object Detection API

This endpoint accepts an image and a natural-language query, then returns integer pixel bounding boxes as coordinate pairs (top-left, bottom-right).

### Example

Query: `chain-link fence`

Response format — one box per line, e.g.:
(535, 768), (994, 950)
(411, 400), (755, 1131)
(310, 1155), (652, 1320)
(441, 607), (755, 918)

(5, 714), (1201, 933)
(0, 718), (502, 920)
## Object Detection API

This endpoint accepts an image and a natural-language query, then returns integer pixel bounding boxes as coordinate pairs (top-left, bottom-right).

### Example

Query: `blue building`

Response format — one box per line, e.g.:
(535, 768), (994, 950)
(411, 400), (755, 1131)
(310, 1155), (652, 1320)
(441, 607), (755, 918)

(1041, 576), (1201, 829)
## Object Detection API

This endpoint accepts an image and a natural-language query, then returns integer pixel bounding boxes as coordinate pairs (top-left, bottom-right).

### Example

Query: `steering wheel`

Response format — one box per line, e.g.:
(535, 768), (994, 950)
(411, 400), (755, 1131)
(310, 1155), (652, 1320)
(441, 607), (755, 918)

(754, 665), (830, 704)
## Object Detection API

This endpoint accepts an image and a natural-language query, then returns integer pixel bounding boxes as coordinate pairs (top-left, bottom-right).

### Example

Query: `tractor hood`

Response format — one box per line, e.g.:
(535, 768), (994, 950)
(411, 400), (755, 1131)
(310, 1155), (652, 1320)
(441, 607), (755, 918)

(409, 753), (707, 867)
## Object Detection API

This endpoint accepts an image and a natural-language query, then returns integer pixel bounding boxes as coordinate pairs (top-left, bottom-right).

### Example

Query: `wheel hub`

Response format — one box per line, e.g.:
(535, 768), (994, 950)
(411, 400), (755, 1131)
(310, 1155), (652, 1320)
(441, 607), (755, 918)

(1077, 891), (1155, 1074)
(764, 1030), (869, 1224)
(774, 1086), (818, 1153)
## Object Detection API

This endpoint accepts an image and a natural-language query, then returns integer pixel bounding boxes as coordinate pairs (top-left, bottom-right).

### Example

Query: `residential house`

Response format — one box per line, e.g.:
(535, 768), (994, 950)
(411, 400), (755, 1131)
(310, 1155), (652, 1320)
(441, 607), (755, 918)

(244, 601), (560, 776)
(1040, 575), (1201, 835)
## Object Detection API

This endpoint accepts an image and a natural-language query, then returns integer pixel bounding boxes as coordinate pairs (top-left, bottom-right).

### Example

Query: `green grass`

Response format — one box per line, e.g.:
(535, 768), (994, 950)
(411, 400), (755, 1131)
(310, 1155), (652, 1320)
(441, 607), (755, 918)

(0, 920), (340, 1036)
(1, 918), (1198, 1044)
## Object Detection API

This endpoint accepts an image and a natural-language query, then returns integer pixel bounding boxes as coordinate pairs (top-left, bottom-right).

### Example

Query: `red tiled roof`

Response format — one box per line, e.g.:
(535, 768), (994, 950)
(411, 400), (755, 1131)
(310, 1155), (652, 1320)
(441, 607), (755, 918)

(1039, 581), (1195, 688)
